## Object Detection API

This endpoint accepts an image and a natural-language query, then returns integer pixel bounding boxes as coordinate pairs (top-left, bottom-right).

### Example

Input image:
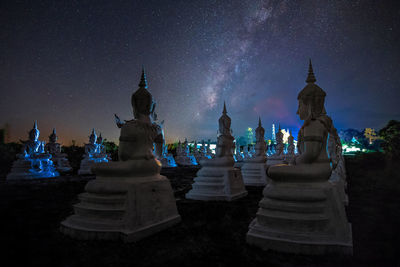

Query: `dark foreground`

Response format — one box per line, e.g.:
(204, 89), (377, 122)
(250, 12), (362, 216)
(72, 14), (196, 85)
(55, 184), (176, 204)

(1, 154), (399, 267)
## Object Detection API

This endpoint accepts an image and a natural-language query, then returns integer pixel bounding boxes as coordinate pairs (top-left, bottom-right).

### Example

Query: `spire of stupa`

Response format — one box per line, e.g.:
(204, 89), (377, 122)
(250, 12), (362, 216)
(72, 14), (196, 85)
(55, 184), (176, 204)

(306, 59), (317, 84)
(223, 101), (227, 115)
(138, 66), (148, 88)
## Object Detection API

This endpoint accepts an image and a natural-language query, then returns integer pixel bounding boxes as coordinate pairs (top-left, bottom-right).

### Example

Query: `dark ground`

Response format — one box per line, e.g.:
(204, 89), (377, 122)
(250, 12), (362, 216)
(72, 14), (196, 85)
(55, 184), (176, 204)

(1, 153), (399, 267)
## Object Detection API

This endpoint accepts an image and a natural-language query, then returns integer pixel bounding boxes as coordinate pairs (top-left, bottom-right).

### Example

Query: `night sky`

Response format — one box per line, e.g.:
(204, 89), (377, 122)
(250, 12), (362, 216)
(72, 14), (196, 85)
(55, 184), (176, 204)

(1, 0), (399, 145)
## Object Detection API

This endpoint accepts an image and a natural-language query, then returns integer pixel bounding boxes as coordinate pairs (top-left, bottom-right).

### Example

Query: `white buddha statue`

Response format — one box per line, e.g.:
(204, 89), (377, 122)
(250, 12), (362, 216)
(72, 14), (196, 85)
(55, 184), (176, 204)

(247, 60), (352, 254)
(61, 67), (180, 242)
(186, 102), (247, 201)
(241, 117), (268, 186)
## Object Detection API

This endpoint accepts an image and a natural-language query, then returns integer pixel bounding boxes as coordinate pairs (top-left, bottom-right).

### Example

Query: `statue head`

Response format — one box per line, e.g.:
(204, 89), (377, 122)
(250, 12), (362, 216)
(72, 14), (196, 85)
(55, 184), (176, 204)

(218, 102), (231, 134)
(297, 60), (326, 121)
(255, 117), (265, 141)
(131, 67), (156, 120)
(29, 121), (40, 142)
(89, 129), (97, 144)
(96, 133), (103, 145)
(49, 128), (58, 143)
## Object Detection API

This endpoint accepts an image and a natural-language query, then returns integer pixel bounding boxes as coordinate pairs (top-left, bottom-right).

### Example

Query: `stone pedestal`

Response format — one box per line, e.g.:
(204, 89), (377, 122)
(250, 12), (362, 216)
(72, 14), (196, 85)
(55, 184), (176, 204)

(247, 179), (353, 255)
(61, 163), (180, 242)
(241, 161), (268, 186)
(78, 155), (108, 175)
(52, 154), (72, 173)
(329, 158), (349, 206)
(186, 157), (247, 201)
(175, 154), (197, 166)
(233, 161), (244, 168)
(267, 155), (284, 166)
(159, 154), (177, 168)
(7, 155), (59, 180)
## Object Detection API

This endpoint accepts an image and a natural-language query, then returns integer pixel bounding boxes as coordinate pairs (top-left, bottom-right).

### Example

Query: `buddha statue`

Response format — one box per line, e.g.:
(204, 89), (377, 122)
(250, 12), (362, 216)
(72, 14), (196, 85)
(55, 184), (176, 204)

(175, 138), (198, 166)
(274, 125), (284, 156)
(154, 120), (177, 168)
(241, 117), (268, 186)
(247, 60), (352, 254)
(45, 128), (72, 173)
(267, 124), (285, 166)
(7, 121), (59, 180)
(78, 129), (108, 175)
(206, 139), (213, 157)
(286, 131), (295, 155)
(61, 67), (180, 242)
(186, 102), (247, 201)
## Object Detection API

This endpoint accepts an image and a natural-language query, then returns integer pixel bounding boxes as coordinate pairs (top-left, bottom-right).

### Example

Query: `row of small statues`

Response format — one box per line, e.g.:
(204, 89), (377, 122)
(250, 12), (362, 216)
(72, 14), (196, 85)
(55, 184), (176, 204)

(6, 123), (111, 179)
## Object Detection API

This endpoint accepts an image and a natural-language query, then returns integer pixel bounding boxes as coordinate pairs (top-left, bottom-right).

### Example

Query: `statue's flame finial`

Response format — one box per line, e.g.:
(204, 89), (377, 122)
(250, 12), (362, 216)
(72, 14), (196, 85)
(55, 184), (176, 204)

(306, 59), (317, 84)
(33, 120), (38, 129)
(223, 101), (227, 115)
(258, 117), (262, 127)
(138, 65), (148, 88)
(52, 128), (56, 135)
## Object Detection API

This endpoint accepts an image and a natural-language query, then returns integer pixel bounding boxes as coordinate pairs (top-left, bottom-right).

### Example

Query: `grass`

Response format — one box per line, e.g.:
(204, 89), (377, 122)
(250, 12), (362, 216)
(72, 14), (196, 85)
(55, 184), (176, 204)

(1, 154), (399, 266)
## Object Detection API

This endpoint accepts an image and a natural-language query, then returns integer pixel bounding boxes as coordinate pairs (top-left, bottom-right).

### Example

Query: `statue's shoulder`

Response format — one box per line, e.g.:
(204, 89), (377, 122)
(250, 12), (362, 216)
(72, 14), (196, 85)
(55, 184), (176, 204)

(304, 119), (326, 137)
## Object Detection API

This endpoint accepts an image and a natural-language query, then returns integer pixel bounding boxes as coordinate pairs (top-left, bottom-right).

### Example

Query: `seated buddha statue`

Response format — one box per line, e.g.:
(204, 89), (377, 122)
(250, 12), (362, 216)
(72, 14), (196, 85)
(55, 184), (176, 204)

(249, 117), (267, 163)
(22, 121), (45, 156)
(268, 61), (334, 182)
(93, 69), (163, 177)
(201, 102), (235, 166)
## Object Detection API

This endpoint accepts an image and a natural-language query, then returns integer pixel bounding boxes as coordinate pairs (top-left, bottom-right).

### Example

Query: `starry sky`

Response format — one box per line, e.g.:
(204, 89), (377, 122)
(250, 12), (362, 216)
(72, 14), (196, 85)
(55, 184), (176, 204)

(1, 0), (399, 145)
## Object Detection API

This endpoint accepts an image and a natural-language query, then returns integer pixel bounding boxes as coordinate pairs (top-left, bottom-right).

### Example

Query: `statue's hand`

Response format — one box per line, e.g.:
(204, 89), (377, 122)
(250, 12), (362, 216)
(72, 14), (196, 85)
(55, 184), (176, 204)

(114, 114), (124, 128)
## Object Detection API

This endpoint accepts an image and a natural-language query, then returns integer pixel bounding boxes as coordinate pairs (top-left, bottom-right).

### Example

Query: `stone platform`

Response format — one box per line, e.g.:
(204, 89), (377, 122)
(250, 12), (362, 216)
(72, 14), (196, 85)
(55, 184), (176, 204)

(186, 166), (247, 201)
(60, 175), (181, 242)
(246, 180), (353, 255)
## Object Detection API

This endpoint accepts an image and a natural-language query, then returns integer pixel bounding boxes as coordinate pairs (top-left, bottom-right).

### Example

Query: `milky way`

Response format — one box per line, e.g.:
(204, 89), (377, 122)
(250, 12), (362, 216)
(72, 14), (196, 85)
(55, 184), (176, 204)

(1, 0), (399, 144)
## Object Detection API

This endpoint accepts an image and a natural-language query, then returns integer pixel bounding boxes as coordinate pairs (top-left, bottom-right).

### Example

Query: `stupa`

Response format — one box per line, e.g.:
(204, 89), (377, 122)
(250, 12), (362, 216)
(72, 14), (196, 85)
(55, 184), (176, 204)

(186, 102), (247, 201)
(247, 60), (352, 255)
(7, 121), (59, 180)
(175, 138), (198, 166)
(44, 128), (72, 173)
(61, 68), (180, 242)
(267, 124), (284, 165)
(77, 129), (109, 175)
(241, 118), (268, 186)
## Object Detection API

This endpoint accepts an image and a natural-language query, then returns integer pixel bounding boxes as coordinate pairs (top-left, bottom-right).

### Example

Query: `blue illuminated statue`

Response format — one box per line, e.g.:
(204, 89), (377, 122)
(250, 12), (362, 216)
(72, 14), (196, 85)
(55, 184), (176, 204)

(7, 121), (59, 180)
(154, 120), (177, 168)
(175, 138), (198, 166)
(78, 129), (109, 175)
(45, 128), (72, 173)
